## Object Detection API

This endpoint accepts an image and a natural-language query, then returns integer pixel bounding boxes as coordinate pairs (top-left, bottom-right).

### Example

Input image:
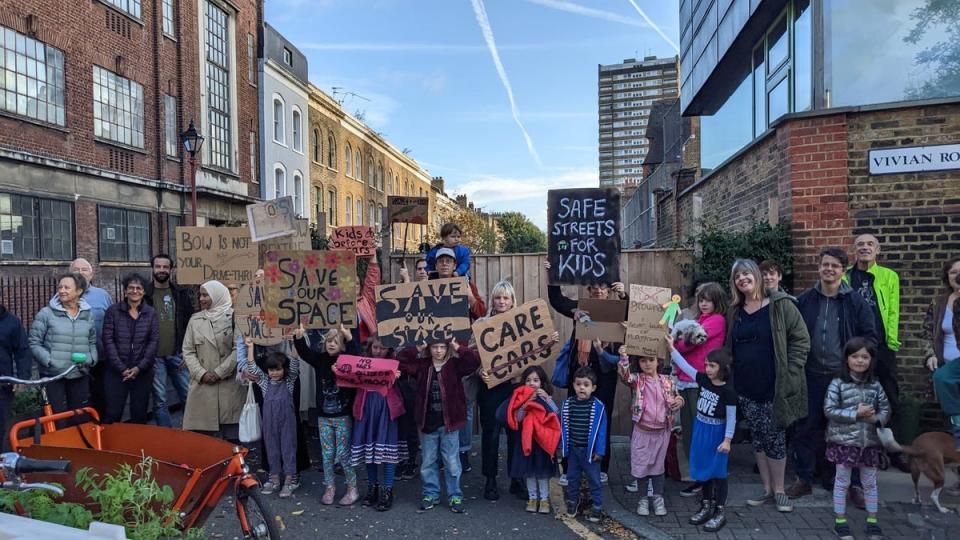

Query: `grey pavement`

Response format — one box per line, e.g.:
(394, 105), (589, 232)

(604, 435), (960, 540)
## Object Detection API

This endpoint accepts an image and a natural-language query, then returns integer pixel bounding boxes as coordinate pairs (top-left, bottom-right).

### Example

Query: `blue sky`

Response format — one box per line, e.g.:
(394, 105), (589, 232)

(266, 0), (680, 229)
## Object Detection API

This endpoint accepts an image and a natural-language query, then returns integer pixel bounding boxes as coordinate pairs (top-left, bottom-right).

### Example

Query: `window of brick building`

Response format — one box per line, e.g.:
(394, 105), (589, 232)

(246, 33), (255, 86)
(327, 135), (336, 168)
(102, 0), (142, 19)
(312, 128), (321, 163)
(314, 186), (322, 223)
(345, 195), (352, 225)
(166, 214), (181, 260)
(0, 26), (66, 126)
(0, 193), (73, 261)
(98, 206), (150, 262)
(162, 0), (175, 36)
(93, 66), (144, 148)
(292, 108), (302, 152)
(249, 132), (257, 183)
(272, 97), (284, 143)
(164, 94), (177, 156)
(355, 198), (363, 225)
(327, 189), (336, 225)
(355, 151), (362, 182)
(293, 172), (303, 216)
(204, 1), (233, 170)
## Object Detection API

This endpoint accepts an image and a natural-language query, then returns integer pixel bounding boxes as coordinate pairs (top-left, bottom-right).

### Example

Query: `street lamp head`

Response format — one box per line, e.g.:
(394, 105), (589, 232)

(181, 119), (204, 158)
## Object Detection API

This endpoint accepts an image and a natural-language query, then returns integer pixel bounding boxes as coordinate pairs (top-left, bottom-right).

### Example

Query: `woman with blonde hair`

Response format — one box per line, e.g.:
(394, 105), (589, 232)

(724, 259), (809, 512)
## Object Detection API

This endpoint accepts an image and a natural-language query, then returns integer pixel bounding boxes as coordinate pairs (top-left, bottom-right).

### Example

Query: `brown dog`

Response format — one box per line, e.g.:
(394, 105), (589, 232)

(878, 428), (960, 513)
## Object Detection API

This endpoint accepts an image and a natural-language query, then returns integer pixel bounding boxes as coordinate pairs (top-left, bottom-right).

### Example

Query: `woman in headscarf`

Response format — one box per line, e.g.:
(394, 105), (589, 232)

(181, 280), (245, 437)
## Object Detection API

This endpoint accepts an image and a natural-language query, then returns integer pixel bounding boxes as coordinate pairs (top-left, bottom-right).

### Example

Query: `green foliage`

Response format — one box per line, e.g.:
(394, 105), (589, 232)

(684, 219), (793, 295)
(497, 212), (546, 254)
(11, 387), (43, 416)
(0, 483), (93, 529)
(75, 455), (201, 540)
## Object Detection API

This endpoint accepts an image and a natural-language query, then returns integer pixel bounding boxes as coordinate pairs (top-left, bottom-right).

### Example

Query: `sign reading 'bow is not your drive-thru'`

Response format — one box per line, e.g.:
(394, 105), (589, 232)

(547, 188), (621, 286)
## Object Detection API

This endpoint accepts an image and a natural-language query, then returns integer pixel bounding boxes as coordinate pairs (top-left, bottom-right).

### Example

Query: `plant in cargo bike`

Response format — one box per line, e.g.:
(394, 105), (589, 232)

(0, 484), (93, 529)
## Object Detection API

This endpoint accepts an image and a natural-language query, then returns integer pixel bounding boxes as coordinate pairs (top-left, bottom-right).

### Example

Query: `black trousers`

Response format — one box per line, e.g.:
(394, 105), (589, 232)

(103, 367), (153, 424)
(875, 344), (899, 419)
(397, 374), (420, 463)
(0, 389), (11, 452)
(46, 376), (90, 428)
(252, 379), (311, 474)
(478, 381), (517, 479)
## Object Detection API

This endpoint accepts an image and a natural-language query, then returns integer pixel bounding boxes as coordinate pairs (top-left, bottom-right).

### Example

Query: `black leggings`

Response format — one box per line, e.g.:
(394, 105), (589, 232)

(702, 478), (728, 505)
(478, 382), (516, 479)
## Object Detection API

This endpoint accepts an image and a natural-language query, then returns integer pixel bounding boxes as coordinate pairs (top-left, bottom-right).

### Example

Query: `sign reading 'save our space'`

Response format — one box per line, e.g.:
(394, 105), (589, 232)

(869, 144), (960, 175)
(547, 188), (621, 285)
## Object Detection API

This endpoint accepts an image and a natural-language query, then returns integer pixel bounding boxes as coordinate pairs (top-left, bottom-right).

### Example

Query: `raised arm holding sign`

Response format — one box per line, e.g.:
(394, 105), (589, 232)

(375, 277), (471, 349)
(473, 299), (559, 388)
(334, 355), (400, 396)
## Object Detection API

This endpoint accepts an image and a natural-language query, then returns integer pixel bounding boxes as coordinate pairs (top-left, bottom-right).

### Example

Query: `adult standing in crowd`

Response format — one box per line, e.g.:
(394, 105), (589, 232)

(63, 258), (112, 416)
(789, 247), (877, 499)
(545, 260), (625, 484)
(145, 254), (194, 427)
(845, 234), (901, 415)
(925, 257), (960, 449)
(0, 295), (30, 451)
(397, 257), (429, 479)
(101, 274), (159, 424)
(181, 280), (244, 438)
(760, 260), (787, 295)
(29, 272), (98, 422)
(726, 259), (809, 513)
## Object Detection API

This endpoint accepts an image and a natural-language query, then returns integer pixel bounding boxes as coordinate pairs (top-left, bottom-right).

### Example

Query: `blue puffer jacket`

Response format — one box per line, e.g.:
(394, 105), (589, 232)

(29, 298), (98, 379)
(101, 301), (160, 373)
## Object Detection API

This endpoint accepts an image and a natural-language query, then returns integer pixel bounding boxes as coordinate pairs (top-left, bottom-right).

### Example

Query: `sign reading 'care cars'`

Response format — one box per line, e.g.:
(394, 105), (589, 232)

(869, 144), (960, 175)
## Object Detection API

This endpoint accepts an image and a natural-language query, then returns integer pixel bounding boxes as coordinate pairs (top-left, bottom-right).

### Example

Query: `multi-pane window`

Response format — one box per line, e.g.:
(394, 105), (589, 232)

(327, 135), (336, 168)
(274, 166), (285, 199)
(355, 198), (363, 225)
(313, 186), (322, 222)
(368, 202), (375, 230)
(376, 204), (383, 231)
(387, 172), (393, 195)
(283, 47), (293, 67)
(0, 193), (73, 261)
(249, 132), (257, 182)
(98, 206), (150, 262)
(292, 108), (301, 152)
(204, 2), (232, 170)
(345, 145), (353, 177)
(167, 214), (181, 260)
(92, 66), (145, 148)
(272, 98), (284, 142)
(246, 33), (255, 85)
(102, 0), (141, 19)
(164, 94), (177, 156)
(293, 173), (303, 216)
(162, 0), (175, 36)
(0, 26), (66, 126)
(345, 195), (352, 225)
(326, 189), (336, 225)
(367, 159), (374, 186)
(355, 151), (362, 181)
(312, 129), (321, 162)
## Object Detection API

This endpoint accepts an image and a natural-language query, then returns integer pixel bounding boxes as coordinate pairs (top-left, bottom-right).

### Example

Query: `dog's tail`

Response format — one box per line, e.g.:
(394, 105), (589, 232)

(877, 426), (920, 456)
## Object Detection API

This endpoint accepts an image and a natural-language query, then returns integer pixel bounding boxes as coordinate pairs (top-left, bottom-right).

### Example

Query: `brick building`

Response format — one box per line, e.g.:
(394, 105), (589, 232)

(659, 0), (960, 413)
(0, 0), (262, 282)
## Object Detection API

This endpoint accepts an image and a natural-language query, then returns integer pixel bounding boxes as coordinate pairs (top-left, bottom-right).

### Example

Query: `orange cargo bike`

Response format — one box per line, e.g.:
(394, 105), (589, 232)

(2, 366), (280, 539)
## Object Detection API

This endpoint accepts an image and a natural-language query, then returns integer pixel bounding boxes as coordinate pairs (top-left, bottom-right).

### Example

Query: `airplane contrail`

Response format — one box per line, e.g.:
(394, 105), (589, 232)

(470, 0), (542, 167)
(524, 0), (649, 28)
(625, 0), (680, 52)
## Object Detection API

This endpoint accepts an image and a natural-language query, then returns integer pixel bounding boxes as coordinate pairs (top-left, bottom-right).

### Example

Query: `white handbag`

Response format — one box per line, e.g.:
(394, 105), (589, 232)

(238, 383), (262, 443)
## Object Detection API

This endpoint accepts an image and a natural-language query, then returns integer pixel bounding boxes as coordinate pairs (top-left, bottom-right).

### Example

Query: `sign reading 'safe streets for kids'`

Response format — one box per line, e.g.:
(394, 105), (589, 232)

(262, 250), (358, 330)
(547, 188), (621, 285)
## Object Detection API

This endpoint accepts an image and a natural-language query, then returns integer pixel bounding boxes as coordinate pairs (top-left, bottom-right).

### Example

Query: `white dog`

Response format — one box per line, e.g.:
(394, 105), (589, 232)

(672, 319), (708, 346)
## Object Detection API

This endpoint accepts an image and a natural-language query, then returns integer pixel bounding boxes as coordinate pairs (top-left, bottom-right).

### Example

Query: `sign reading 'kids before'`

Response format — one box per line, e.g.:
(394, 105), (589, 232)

(547, 188), (621, 286)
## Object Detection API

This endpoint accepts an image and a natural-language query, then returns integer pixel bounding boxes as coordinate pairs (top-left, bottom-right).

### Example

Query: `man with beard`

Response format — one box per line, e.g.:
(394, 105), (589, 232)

(144, 254), (196, 427)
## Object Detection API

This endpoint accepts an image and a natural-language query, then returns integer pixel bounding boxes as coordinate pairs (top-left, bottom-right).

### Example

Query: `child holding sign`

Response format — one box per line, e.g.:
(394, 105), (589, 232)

(396, 338), (480, 514)
(244, 351), (300, 498)
(350, 335), (407, 512)
(294, 324), (360, 506)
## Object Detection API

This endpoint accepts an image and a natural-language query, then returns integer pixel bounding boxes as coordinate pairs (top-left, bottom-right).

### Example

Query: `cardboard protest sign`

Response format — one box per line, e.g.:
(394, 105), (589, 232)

(388, 196), (429, 224)
(330, 226), (376, 257)
(257, 219), (311, 264)
(575, 298), (627, 343)
(262, 250), (358, 330)
(235, 279), (286, 345)
(175, 227), (258, 285)
(375, 277), (471, 348)
(624, 285), (672, 357)
(246, 196), (297, 241)
(334, 355), (399, 396)
(473, 299), (559, 388)
(547, 188), (621, 286)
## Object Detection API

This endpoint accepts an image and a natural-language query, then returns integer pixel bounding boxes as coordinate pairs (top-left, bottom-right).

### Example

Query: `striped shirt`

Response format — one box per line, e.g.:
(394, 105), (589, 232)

(567, 397), (594, 447)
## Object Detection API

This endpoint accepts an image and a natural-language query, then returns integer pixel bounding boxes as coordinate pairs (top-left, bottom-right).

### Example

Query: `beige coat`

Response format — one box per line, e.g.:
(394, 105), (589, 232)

(181, 311), (244, 431)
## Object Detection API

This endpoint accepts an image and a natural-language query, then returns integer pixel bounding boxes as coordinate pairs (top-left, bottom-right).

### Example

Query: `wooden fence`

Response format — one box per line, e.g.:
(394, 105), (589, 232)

(387, 248), (694, 436)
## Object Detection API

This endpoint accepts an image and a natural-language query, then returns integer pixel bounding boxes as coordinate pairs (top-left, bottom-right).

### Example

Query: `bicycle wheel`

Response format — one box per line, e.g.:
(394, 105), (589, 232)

(236, 486), (281, 539)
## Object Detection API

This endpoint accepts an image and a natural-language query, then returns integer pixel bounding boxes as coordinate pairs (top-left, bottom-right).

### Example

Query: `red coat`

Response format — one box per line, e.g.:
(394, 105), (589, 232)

(507, 385), (561, 457)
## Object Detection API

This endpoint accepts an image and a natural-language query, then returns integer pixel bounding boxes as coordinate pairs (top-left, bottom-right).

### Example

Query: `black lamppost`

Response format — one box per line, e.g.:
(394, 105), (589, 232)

(181, 119), (205, 226)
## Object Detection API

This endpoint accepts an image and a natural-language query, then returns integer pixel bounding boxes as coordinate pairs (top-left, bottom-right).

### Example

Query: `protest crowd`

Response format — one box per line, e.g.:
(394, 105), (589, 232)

(1, 190), (959, 540)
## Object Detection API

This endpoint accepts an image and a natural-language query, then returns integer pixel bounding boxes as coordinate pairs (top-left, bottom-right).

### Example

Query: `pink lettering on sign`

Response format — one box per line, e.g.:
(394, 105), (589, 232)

(334, 355), (399, 396)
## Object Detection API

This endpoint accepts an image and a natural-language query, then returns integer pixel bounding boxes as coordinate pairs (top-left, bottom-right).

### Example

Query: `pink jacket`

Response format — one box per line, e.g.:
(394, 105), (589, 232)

(674, 313), (725, 383)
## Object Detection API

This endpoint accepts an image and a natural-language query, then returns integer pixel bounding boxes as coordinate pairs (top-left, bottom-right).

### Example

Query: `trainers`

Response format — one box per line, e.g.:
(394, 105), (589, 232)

(449, 496), (464, 513)
(600, 472), (609, 484)
(558, 474), (568, 487)
(565, 501), (577, 517)
(625, 479), (639, 493)
(786, 479), (812, 498)
(775, 492), (793, 513)
(279, 483), (296, 499)
(746, 490), (773, 506)
(526, 498), (539, 513)
(538, 500), (552, 514)
(865, 521), (883, 540)
(460, 451), (472, 473)
(419, 496), (437, 511)
(636, 497), (650, 516)
(585, 508), (604, 523)
(834, 520), (854, 540)
(680, 481), (702, 497)
(284, 475), (300, 491)
(260, 479), (278, 495)
(652, 495), (667, 516)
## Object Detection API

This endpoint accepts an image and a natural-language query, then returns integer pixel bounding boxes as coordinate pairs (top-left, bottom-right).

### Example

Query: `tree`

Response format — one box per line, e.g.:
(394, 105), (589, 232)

(456, 209), (499, 254)
(497, 212), (546, 254)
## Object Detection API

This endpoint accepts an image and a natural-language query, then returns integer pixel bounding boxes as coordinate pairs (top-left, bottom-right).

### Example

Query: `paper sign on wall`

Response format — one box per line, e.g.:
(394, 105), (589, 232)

(575, 298), (627, 343)
(624, 285), (672, 357)
(247, 196), (297, 241)
(388, 196), (429, 224)
(375, 277), (471, 349)
(330, 226), (376, 257)
(547, 188), (621, 286)
(334, 355), (399, 396)
(473, 299), (559, 388)
(262, 250), (358, 330)
(175, 227), (258, 285)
